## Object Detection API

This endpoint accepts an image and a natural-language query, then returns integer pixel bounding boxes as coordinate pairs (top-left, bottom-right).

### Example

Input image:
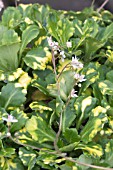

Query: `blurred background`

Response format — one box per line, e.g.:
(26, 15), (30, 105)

(0, 0), (113, 12)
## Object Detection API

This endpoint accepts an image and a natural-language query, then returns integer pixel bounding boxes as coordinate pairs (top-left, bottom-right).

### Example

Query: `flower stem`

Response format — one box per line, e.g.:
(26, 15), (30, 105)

(97, 0), (109, 12)
(9, 135), (113, 170)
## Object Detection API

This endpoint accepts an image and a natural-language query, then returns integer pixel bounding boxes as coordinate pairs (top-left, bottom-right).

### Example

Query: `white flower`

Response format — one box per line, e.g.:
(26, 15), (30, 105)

(0, 0), (4, 11)
(71, 56), (83, 69)
(79, 75), (86, 82)
(53, 42), (59, 51)
(6, 132), (11, 137)
(71, 89), (78, 98)
(60, 51), (66, 62)
(2, 115), (18, 123)
(60, 51), (65, 56)
(47, 37), (59, 50)
(74, 73), (80, 79)
(74, 73), (86, 82)
(14, 132), (19, 137)
(66, 41), (72, 48)
(54, 51), (58, 55)
(47, 37), (54, 47)
(78, 83), (81, 87)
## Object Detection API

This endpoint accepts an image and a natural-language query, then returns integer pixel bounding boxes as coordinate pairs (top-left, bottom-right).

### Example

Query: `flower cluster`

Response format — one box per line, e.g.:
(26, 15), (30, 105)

(70, 56), (86, 98)
(47, 37), (72, 62)
(66, 41), (72, 48)
(47, 37), (85, 99)
(74, 73), (86, 82)
(60, 51), (66, 62)
(47, 37), (59, 51)
(71, 56), (83, 69)
(70, 73), (86, 98)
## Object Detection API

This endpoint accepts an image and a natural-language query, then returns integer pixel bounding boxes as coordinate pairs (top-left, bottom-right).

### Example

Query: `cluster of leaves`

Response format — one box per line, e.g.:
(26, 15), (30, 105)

(0, 3), (113, 170)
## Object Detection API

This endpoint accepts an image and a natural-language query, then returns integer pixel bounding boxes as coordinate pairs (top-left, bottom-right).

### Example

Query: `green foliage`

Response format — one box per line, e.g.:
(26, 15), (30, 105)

(48, 12), (74, 44)
(1, 3), (113, 170)
(24, 46), (51, 70)
(25, 115), (56, 143)
(0, 25), (20, 72)
(0, 83), (26, 109)
(19, 25), (39, 57)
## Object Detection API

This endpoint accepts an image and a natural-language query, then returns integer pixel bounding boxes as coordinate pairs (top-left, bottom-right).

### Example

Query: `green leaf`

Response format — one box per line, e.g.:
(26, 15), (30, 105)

(102, 22), (113, 41)
(24, 46), (52, 70)
(75, 143), (103, 158)
(63, 128), (80, 143)
(47, 12), (60, 41)
(0, 27), (20, 46)
(80, 106), (107, 143)
(19, 147), (36, 169)
(0, 148), (15, 157)
(0, 44), (20, 72)
(74, 96), (97, 130)
(59, 164), (72, 170)
(106, 70), (113, 83)
(62, 105), (76, 132)
(0, 26), (20, 71)
(77, 154), (92, 170)
(98, 80), (113, 95)
(2, 7), (22, 28)
(59, 70), (75, 101)
(84, 37), (104, 59)
(79, 62), (99, 94)
(0, 83), (26, 109)
(10, 109), (28, 133)
(30, 4), (50, 25)
(57, 18), (75, 44)
(59, 142), (79, 152)
(92, 82), (103, 103)
(25, 116), (56, 143)
(48, 12), (74, 43)
(30, 101), (52, 112)
(20, 25), (39, 56)
(47, 70), (75, 101)
(1, 156), (25, 170)
(83, 18), (99, 38)
(55, 96), (64, 116)
(32, 69), (53, 95)
(105, 139), (113, 167)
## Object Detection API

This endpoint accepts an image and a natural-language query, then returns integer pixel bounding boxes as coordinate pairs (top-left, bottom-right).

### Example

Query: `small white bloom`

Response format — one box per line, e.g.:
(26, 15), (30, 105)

(78, 63), (84, 69)
(66, 41), (72, 48)
(60, 51), (66, 62)
(74, 73), (80, 79)
(71, 89), (78, 98)
(53, 42), (59, 51)
(60, 51), (65, 55)
(72, 56), (78, 63)
(47, 37), (59, 50)
(14, 132), (19, 137)
(0, 0), (4, 11)
(6, 132), (11, 137)
(71, 56), (83, 69)
(2, 115), (18, 123)
(54, 51), (58, 55)
(78, 83), (81, 87)
(47, 37), (54, 47)
(79, 75), (86, 82)
(74, 73), (86, 82)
